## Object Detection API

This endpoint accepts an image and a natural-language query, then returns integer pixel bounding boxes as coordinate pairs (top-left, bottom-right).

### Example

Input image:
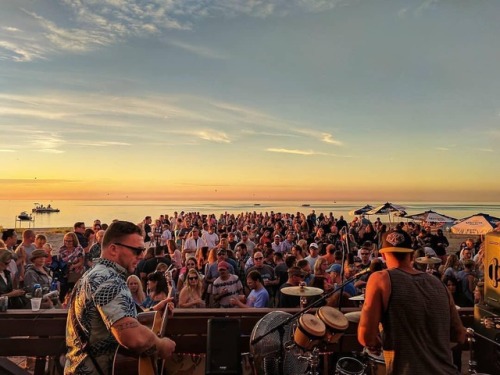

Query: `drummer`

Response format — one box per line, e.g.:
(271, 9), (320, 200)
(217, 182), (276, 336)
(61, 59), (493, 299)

(357, 229), (466, 375)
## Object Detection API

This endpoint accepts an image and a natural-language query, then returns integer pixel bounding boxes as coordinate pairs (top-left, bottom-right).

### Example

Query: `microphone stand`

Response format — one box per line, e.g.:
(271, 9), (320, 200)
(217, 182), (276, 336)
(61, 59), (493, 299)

(251, 268), (369, 347)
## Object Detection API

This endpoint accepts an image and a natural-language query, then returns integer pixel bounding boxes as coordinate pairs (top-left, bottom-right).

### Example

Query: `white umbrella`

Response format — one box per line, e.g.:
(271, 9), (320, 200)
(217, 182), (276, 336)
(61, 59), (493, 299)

(366, 202), (406, 224)
(450, 213), (500, 235)
(404, 210), (456, 223)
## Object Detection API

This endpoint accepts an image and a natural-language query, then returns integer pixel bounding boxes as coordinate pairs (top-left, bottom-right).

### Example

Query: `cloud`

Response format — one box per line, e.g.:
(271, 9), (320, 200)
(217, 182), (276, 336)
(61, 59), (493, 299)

(1, 1), (348, 61)
(476, 148), (494, 153)
(321, 133), (342, 145)
(294, 128), (343, 146)
(0, 149), (16, 152)
(267, 148), (321, 155)
(164, 39), (228, 59)
(435, 147), (449, 151)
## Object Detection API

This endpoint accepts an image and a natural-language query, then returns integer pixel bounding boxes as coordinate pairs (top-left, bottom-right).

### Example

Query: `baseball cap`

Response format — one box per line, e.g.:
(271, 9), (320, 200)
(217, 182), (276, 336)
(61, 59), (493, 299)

(379, 230), (413, 254)
(309, 243), (319, 249)
(326, 264), (342, 273)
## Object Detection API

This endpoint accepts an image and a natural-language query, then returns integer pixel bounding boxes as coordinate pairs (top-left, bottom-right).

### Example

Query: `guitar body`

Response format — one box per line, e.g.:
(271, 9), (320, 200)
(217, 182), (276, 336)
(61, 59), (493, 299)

(112, 270), (173, 375)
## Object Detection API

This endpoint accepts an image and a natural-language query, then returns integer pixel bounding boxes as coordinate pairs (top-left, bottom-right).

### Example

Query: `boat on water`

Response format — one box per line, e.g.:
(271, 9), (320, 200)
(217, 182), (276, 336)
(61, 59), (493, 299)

(18, 211), (33, 221)
(32, 203), (60, 213)
(302, 204), (311, 207)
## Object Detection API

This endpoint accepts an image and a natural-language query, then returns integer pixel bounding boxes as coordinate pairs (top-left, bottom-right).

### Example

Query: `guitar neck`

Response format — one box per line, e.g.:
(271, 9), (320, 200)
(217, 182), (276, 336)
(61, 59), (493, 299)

(156, 270), (174, 338)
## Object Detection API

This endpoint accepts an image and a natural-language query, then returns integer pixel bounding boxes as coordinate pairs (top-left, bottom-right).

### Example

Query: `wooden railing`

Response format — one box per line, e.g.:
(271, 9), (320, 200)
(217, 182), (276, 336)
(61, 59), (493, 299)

(0, 307), (475, 375)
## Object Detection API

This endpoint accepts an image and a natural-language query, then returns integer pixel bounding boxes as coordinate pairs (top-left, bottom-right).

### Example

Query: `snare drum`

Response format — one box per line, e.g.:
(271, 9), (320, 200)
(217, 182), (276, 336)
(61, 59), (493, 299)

(316, 306), (349, 344)
(293, 314), (326, 350)
(335, 357), (365, 375)
(363, 347), (386, 375)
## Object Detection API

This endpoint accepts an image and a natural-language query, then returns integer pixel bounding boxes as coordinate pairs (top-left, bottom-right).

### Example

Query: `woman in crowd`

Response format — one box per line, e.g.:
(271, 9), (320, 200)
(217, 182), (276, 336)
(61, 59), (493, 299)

(24, 250), (51, 291)
(142, 271), (169, 309)
(167, 239), (182, 273)
(127, 274), (146, 310)
(57, 232), (84, 301)
(291, 244), (305, 262)
(0, 249), (29, 309)
(440, 254), (460, 280)
(177, 256), (201, 292)
(178, 269), (205, 308)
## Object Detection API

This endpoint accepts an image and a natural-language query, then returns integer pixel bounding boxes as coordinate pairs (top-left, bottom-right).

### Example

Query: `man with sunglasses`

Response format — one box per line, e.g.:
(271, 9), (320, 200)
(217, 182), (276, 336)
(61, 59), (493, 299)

(65, 221), (176, 375)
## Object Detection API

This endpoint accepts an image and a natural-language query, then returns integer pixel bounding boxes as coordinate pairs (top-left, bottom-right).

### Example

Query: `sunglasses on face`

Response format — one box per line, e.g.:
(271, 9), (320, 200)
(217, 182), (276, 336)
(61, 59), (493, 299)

(188, 277), (198, 281)
(254, 257), (263, 260)
(114, 242), (145, 256)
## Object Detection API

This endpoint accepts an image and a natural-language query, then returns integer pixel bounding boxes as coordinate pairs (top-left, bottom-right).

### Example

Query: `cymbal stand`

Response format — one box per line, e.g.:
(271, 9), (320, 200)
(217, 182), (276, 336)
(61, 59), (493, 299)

(466, 328), (477, 374)
(298, 347), (320, 375)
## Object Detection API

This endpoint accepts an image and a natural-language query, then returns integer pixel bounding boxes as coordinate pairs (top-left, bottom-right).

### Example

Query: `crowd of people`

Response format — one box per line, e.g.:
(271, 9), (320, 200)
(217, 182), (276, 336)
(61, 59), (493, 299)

(0, 210), (488, 311)
(1, 210), (495, 374)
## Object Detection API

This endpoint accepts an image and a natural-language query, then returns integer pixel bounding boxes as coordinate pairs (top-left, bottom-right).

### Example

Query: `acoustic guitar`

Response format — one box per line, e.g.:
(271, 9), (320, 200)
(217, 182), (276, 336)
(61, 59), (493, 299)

(112, 270), (174, 375)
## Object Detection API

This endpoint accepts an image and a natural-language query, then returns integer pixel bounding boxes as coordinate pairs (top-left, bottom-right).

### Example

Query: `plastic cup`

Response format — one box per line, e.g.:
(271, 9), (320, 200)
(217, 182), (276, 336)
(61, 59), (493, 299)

(0, 296), (8, 312)
(31, 298), (42, 311)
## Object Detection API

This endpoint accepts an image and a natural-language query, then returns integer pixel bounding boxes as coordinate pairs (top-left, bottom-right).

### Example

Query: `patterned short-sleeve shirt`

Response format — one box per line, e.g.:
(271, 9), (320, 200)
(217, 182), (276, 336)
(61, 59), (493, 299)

(65, 258), (137, 375)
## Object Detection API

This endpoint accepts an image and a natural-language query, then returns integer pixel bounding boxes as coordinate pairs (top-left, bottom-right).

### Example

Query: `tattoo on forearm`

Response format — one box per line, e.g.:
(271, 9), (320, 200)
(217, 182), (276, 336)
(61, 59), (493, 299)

(114, 321), (139, 331)
(142, 344), (158, 356)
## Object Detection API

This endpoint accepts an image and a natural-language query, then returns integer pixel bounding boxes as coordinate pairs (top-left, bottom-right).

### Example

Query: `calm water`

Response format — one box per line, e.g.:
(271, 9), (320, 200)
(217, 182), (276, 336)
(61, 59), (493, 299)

(1, 200), (500, 229)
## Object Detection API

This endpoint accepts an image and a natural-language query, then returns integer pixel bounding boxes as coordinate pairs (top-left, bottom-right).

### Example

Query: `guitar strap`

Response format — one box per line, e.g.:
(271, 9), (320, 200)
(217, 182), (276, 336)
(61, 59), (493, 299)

(69, 286), (107, 375)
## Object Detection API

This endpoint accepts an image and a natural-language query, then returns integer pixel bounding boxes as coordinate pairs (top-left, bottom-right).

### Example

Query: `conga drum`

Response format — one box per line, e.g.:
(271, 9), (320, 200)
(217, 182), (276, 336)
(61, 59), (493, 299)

(293, 314), (326, 351)
(316, 306), (349, 344)
(335, 357), (365, 375)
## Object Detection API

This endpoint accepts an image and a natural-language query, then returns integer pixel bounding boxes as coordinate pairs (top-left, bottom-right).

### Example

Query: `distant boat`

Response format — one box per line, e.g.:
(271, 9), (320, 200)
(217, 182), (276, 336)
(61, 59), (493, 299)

(254, 204), (261, 206)
(32, 203), (60, 213)
(18, 211), (33, 221)
(302, 204), (311, 207)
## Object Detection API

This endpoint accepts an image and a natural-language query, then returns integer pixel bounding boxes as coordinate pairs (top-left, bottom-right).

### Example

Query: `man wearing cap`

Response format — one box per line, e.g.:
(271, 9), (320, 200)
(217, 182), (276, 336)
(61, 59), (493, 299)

(271, 234), (283, 253)
(326, 263), (357, 297)
(211, 261), (243, 308)
(304, 243), (320, 270)
(358, 230), (465, 375)
(277, 266), (306, 308)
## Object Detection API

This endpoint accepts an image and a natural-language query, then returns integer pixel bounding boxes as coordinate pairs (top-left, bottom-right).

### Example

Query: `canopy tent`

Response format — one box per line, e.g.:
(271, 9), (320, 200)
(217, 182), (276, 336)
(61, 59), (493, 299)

(404, 210), (456, 223)
(450, 213), (500, 235)
(349, 204), (374, 216)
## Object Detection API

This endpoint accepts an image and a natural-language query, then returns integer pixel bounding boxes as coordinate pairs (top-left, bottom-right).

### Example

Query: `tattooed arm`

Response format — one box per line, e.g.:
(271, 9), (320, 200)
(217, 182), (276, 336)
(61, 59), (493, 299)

(111, 317), (176, 358)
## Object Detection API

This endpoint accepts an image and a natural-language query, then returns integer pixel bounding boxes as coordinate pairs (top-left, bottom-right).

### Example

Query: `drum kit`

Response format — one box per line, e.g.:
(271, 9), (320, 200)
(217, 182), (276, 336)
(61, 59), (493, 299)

(280, 286), (383, 375)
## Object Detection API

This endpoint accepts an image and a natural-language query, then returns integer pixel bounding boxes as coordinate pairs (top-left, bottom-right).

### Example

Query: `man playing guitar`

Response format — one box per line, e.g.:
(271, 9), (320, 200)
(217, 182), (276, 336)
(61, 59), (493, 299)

(65, 221), (176, 375)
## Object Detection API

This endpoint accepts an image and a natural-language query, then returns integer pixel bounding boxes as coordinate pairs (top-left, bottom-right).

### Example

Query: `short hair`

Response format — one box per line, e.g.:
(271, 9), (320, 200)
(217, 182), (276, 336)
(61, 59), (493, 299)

(297, 259), (309, 269)
(274, 252), (284, 261)
(285, 255), (297, 268)
(238, 243), (247, 251)
(22, 229), (35, 239)
(333, 250), (343, 261)
(247, 270), (263, 283)
(35, 234), (47, 242)
(2, 229), (17, 242)
(102, 221), (143, 248)
(73, 222), (85, 230)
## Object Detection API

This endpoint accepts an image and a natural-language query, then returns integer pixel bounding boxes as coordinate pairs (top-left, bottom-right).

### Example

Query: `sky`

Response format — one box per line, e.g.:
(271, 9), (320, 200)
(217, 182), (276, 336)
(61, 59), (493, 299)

(1, 0), (499, 202)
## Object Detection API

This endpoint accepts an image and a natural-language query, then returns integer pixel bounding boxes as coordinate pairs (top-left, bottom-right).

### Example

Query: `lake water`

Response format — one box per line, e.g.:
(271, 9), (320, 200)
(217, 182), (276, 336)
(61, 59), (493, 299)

(1, 199), (500, 229)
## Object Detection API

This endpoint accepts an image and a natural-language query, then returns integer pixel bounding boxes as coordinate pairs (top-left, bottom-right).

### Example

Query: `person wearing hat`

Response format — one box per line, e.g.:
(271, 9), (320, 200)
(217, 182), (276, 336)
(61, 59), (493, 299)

(304, 242), (320, 270)
(211, 260), (243, 308)
(277, 266), (306, 308)
(24, 249), (51, 292)
(358, 230), (466, 375)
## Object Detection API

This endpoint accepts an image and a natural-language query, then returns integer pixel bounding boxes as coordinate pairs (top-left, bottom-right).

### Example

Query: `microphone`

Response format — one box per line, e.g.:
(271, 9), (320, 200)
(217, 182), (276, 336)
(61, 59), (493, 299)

(353, 267), (370, 278)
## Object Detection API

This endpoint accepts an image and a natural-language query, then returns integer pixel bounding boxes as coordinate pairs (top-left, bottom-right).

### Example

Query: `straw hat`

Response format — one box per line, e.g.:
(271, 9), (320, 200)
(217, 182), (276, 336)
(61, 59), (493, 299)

(0, 249), (13, 264)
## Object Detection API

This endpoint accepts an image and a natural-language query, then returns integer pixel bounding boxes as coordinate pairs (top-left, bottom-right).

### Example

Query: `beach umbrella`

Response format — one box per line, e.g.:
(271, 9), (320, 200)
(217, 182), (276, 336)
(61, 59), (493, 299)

(404, 210), (456, 223)
(366, 202), (406, 224)
(450, 213), (500, 235)
(366, 202), (406, 216)
(349, 204), (374, 216)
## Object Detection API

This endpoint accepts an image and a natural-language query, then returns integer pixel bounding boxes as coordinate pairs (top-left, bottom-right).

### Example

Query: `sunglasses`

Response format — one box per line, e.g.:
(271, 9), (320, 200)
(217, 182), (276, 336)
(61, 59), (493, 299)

(114, 242), (145, 256)
(254, 257), (263, 260)
(188, 277), (198, 281)
(218, 268), (227, 272)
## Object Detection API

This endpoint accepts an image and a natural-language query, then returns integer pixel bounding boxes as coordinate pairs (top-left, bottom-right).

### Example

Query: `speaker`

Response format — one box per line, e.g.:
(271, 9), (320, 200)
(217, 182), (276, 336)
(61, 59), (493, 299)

(473, 303), (500, 374)
(205, 318), (242, 375)
(485, 232), (500, 309)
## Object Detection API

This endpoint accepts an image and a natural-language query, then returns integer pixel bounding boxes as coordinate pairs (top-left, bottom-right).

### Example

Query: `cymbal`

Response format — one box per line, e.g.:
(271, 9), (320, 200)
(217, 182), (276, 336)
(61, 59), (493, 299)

(281, 286), (323, 297)
(349, 294), (365, 301)
(415, 256), (441, 264)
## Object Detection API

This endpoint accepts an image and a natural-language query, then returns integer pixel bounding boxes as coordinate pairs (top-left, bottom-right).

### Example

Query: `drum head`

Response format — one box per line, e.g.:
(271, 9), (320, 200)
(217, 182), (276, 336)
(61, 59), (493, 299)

(299, 314), (326, 337)
(336, 357), (365, 375)
(317, 306), (349, 331)
(344, 311), (361, 323)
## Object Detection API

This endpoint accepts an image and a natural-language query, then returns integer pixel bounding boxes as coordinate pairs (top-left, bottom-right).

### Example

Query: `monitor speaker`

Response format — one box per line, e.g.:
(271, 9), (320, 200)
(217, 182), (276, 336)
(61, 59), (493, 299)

(205, 318), (241, 375)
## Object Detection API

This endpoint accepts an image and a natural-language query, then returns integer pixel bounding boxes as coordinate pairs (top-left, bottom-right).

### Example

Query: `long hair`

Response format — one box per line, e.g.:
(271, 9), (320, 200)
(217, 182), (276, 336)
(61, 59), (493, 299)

(147, 271), (168, 295)
(127, 275), (146, 304)
(184, 269), (203, 295)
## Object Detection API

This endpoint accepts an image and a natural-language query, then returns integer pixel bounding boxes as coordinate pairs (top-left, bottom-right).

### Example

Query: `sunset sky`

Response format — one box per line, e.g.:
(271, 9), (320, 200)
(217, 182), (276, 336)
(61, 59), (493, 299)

(1, 1), (499, 202)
